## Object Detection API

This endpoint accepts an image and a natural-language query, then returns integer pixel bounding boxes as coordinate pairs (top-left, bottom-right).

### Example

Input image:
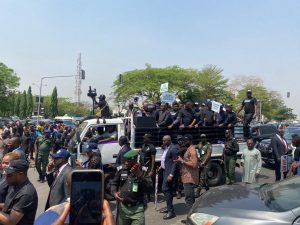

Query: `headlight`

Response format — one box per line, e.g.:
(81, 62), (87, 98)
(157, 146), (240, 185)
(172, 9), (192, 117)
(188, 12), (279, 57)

(189, 213), (219, 225)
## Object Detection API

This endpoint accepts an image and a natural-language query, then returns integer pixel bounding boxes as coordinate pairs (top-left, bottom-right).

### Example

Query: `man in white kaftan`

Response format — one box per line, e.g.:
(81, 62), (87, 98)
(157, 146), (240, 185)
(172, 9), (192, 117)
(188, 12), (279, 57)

(241, 138), (262, 183)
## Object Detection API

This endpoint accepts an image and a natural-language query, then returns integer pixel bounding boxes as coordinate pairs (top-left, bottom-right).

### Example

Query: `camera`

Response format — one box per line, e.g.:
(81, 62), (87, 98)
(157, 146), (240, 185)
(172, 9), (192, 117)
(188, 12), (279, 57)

(87, 86), (97, 98)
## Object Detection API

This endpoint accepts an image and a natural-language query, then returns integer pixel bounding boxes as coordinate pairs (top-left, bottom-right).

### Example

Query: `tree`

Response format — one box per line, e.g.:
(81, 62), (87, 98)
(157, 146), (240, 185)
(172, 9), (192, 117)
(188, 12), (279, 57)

(20, 90), (27, 118)
(0, 62), (20, 116)
(112, 64), (230, 110)
(231, 76), (297, 121)
(50, 87), (58, 118)
(14, 92), (21, 116)
(27, 86), (33, 116)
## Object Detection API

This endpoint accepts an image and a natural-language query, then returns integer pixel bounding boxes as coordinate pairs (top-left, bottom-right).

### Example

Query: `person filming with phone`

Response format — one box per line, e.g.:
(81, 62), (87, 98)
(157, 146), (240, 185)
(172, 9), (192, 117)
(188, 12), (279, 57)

(111, 150), (152, 225)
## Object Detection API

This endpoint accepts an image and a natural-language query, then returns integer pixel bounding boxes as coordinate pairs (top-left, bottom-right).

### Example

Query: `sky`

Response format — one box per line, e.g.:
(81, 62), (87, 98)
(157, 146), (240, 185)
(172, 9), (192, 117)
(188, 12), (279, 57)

(1, 0), (300, 117)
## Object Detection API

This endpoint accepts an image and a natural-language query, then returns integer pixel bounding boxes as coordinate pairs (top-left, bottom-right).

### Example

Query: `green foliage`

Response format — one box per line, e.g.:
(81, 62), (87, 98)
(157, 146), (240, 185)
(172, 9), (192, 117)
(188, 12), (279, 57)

(14, 93), (21, 117)
(27, 86), (33, 116)
(50, 87), (58, 118)
(0, 63), (20, 116)
(41, 96), (89, 118)
(231, 76), (297, 121)
(113, 64), (230, 107)
(20, 90), (27, 118)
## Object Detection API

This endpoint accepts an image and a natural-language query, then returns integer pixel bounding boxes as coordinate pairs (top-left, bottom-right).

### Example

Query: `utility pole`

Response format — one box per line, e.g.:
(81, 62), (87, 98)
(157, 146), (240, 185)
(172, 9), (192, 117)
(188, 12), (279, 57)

(75, 53), (82, 106)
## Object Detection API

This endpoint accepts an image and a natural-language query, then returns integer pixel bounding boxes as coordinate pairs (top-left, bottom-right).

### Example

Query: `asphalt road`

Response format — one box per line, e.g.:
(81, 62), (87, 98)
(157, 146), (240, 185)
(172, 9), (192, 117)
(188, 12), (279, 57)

(29, 161), (276, 224)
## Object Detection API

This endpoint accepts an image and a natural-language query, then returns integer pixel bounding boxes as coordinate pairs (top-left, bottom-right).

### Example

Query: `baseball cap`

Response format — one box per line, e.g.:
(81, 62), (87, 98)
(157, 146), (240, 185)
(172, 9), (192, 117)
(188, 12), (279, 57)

(177, 135), (184, 140)
(3, 160), (29, 175)
(225, 104), (232, 108)
(200, 134), (206, 138)
(83, 143), (98, 153)
(50, 149), (71, 159)
(247, 90), (252, 93)
(184, 134), (193, 141)
(43, 129), (51, 134)
(124, 150), (138, 160)
(143, 134), (152, 139)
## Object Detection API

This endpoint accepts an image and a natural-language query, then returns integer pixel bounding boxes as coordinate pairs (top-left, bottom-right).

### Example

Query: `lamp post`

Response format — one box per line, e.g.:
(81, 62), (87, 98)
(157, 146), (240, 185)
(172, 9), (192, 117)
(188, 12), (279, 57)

(37, 75), (77, 123)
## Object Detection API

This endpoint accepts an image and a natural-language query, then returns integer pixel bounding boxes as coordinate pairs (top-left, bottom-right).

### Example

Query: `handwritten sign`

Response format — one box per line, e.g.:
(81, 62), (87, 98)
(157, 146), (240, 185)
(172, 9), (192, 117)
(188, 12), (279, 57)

(211, 101), (222, 113)
(160, 82), (169, 93)
(161, 92), (176, 104)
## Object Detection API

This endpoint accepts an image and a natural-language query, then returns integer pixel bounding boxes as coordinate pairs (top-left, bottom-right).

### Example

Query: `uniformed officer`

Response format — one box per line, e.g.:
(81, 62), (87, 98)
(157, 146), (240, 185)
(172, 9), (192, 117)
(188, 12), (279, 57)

(196, 134), (212, 197)
(35, 129), (52, 183)
(222, 129), (239, 185)
(111, 150), (151, 225)
(219, 104), (238, 133)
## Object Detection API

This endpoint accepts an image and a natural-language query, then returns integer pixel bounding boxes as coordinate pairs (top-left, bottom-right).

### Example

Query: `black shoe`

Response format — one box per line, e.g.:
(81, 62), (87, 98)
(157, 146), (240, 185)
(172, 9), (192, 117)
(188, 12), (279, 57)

(160, 208), (168, 214)
(40, 179), (45, 183)
(205, 186), (210, 191)
(176, 192), (182, 199)
(163, 212), (176, 220)
(181, 219), (187, 224)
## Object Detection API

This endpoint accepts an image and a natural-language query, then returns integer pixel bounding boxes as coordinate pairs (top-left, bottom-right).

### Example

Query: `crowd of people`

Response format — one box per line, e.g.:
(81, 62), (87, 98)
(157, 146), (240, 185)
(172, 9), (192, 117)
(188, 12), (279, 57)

(0, 89), (298, 225)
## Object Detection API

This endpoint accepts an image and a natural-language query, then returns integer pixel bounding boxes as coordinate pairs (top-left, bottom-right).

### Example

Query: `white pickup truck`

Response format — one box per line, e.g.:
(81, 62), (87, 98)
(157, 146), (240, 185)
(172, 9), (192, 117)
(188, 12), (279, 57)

(69, 117), (246, 195)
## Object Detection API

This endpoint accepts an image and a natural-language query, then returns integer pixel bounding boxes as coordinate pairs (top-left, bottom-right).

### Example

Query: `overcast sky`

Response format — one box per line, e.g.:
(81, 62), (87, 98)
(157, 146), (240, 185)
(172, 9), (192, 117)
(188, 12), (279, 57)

(1, 0), (299, 117)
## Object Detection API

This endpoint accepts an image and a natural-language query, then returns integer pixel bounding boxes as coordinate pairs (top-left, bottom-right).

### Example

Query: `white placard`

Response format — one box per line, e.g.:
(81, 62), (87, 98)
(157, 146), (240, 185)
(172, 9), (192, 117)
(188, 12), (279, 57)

(160, 82), (169, 93)
(211, 101), (222, 113)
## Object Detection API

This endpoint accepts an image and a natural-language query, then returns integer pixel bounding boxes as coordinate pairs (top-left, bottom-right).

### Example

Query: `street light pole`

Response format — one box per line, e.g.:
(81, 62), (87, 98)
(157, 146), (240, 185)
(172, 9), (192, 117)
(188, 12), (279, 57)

(259, 100), (262, 123)
(37, 75), (77, 123)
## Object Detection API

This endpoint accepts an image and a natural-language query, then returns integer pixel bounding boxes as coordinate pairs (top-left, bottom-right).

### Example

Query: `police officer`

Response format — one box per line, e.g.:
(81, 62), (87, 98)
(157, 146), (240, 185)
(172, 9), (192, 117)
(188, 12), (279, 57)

(222, 129), (239, 185)
(111, 150), (151, 225)
(35, 129), (52, 183)
(196, 134), (212, 197)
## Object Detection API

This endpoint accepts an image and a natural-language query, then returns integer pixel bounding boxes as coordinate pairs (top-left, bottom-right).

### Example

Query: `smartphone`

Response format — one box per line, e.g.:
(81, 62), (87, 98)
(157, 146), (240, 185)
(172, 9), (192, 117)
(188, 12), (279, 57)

(70, 170), (104, 225)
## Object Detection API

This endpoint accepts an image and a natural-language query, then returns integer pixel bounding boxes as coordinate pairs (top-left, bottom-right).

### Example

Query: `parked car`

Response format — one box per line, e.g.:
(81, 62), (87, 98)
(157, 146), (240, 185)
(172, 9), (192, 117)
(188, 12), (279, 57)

(187, 176), (300, 225)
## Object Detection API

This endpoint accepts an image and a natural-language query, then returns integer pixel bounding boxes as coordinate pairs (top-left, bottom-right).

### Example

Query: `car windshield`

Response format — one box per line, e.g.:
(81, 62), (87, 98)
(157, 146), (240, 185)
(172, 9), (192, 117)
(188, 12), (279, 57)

(63, 119), (74, 126)
(261, 176), (300, 212)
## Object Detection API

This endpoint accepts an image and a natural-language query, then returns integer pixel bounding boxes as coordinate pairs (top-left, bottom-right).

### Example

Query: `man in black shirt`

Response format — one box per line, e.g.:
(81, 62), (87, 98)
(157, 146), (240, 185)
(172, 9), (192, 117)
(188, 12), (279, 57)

(168, 101), (196, 128)
(237, 90), (257, 137)
(0, 160), (38, 225)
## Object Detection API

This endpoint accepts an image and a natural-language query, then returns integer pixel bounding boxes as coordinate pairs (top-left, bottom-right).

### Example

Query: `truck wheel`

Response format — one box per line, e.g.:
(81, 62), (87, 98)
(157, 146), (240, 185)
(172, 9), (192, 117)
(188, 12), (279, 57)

(208, 161), (223, 187)
(104, 171), (116, 201)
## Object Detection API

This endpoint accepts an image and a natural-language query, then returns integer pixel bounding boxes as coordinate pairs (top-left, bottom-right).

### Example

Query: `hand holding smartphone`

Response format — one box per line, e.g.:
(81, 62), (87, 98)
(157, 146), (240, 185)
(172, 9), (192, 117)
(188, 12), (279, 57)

(70, 170), (104, 225)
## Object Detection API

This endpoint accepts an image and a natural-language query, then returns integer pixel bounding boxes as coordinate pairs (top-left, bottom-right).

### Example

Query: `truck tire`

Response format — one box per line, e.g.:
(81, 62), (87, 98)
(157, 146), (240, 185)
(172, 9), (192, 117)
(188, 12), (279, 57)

(208, 161), (223, 187)
(104, 171), (116, 201)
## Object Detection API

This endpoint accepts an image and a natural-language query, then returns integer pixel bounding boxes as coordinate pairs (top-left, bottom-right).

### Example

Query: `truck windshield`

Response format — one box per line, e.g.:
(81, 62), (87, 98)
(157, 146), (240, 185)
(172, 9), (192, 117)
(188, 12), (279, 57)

(261, 176), (300, 212)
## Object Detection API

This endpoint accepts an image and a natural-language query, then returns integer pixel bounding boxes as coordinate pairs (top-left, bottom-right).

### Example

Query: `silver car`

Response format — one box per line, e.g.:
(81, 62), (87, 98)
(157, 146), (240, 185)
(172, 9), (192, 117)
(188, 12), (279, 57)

(187, 176), (300, 225)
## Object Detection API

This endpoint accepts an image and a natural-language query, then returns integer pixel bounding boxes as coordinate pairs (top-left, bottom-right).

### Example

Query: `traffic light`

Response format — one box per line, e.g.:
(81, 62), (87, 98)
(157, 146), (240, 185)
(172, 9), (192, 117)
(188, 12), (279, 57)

(81, 69), (85, 80)
(40, 107), (45, 115)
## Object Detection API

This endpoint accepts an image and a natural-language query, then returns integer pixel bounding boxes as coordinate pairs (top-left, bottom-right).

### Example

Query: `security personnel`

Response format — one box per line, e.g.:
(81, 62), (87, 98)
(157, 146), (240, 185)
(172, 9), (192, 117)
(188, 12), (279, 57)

(196, 134), (212, 197)
(35, 129), (52, 183)
(219, 104), (238, 133)
(111, 150), (152, 225)
(222, 129), (239, 185)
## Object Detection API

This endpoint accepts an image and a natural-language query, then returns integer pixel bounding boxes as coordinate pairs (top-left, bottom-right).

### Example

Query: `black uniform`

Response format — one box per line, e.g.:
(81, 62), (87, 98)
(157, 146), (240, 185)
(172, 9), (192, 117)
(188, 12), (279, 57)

(242, 97), (257, 125)
(175, 108), (195, 127)
(2, 179), (38, 225)
(140, 144), (156, 167)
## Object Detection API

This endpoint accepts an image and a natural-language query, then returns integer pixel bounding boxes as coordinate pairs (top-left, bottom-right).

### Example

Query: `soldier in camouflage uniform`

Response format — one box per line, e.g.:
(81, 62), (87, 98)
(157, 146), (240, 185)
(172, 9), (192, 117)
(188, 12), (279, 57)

(35, 129), (52, 183)
(222, 129), (239, 185)
(196, 134), (212, 197)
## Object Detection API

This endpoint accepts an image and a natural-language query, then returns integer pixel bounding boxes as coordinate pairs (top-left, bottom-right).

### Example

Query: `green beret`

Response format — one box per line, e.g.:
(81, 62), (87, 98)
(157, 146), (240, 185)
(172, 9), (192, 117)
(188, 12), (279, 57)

(124, 150), (138, 160)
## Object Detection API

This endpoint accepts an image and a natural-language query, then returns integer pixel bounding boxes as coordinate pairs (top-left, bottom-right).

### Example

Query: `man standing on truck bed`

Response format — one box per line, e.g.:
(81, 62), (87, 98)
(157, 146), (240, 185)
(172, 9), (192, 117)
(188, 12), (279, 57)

(168, 101), (196, 129)
(222, 129), (239, 185)
(237, 90), (257, 137)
